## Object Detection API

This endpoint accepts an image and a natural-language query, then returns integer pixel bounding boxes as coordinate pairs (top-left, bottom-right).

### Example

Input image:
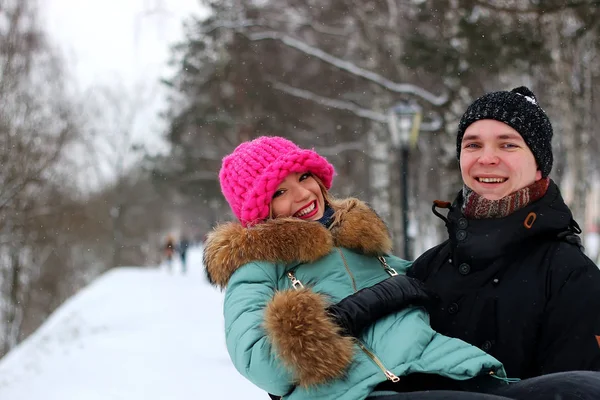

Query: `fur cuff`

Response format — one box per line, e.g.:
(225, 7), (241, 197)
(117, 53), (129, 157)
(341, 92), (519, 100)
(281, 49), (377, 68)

(264, 288), (354, 387)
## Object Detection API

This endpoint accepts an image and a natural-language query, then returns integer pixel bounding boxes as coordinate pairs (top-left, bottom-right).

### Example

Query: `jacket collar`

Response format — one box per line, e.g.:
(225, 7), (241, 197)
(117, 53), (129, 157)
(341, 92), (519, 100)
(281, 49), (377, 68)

(442, 180), (574, 267)
(203, 198), (392, 288)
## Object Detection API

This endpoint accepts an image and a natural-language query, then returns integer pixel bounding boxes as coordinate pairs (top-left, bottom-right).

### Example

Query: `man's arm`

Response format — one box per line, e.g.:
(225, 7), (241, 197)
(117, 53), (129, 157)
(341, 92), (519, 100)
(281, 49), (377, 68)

(327, 274), (438, 337)
(536, 247), (600, 375)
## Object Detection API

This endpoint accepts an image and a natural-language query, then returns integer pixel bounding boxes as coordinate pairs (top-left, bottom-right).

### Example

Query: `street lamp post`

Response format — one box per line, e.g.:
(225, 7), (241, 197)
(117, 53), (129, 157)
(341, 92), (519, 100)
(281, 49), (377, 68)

(388, 103), (422, 260)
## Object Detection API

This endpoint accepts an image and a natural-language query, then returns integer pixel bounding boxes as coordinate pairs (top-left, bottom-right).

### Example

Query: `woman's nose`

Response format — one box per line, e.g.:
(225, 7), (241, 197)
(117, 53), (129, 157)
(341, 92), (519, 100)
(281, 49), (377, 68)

(291, 185), (311, 202)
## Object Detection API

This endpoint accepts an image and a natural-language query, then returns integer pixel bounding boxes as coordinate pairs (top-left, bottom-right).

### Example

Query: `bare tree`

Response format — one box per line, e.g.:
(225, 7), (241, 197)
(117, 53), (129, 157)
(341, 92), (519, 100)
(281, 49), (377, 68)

(163, 0), (600, 255)
(0, 0), (81, 355)
(76, 82), (170, 269)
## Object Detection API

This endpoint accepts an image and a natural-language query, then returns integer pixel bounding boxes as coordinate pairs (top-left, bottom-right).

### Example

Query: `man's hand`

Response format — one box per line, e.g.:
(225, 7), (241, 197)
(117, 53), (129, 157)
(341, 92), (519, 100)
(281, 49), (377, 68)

(326, 275), (438, 337)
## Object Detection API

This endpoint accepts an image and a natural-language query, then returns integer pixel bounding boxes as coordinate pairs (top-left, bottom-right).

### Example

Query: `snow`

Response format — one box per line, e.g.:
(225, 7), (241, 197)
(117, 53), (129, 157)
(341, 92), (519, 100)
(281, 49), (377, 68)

(0, 246), (266, 400)
(586, 231), (600, 264)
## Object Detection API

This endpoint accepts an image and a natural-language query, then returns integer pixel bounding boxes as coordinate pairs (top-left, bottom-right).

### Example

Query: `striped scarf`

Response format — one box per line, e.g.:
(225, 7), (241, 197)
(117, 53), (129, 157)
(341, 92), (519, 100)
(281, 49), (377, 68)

(462, 178), (550, 219)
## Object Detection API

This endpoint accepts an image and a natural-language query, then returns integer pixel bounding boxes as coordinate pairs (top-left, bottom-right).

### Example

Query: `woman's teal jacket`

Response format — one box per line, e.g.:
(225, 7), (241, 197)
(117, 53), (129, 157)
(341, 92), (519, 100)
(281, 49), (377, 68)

(204, 199), (505, 400)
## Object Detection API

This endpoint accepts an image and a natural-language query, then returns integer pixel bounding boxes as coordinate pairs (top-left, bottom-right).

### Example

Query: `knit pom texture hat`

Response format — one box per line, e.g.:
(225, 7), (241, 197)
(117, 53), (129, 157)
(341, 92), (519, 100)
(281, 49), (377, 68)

(219, 136), (335, 227)
(456, 86), (554, 177)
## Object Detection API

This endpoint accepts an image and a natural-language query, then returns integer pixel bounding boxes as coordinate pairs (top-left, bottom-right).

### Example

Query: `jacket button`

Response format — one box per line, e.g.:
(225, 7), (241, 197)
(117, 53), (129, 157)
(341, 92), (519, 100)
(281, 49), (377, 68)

(456, 230), (467, 241)
(458, 263), (471, 275)
(448, 303), (459, 314)
(458, 218), (468, 229)
(481, 340), (493, 351)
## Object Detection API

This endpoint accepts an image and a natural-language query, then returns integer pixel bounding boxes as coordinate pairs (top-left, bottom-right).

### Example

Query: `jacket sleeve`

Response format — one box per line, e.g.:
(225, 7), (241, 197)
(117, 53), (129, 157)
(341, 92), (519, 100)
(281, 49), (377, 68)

(327, 274), (438, 337)
(224, 262), (354, 393)
(536, 246), (600, 375)
(224, 262), (295, 396)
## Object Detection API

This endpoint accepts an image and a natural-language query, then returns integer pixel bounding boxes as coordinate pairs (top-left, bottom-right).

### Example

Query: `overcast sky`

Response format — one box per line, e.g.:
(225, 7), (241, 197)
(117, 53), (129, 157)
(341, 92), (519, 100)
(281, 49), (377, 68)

(42, 0), (202, 88)
(41, 0), (206, 156)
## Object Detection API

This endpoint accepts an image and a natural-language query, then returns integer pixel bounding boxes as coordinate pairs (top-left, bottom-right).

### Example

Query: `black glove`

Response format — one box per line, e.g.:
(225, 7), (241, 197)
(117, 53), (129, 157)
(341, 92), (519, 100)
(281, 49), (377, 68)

(326, 275), (438, 337)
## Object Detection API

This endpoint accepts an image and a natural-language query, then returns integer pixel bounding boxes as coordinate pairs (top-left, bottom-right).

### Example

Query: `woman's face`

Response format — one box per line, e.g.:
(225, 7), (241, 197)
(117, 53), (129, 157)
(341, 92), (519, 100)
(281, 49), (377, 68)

(271, 172), (325, 220)
(460, 119), (542, 200)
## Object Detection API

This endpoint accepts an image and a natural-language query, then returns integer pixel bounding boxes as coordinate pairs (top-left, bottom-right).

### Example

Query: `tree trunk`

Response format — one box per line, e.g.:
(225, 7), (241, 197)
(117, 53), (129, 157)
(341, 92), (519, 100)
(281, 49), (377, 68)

(367, 122), (395, 241)
(2, 246), (23, 356)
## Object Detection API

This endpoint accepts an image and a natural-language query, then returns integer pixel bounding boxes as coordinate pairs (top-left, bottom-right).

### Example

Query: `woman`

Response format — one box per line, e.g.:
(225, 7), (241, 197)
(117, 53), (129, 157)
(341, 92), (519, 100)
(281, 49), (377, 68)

(203, 136), (510, 400)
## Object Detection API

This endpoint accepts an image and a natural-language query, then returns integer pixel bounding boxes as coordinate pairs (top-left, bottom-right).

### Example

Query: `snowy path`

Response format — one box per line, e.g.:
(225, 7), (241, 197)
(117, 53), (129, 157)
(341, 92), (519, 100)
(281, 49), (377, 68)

(0, 247), (266, 399)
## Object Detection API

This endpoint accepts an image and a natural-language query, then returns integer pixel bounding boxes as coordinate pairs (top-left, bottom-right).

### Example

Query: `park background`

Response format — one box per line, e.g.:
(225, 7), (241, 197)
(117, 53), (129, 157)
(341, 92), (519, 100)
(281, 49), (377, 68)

(0, 1), (598, 391)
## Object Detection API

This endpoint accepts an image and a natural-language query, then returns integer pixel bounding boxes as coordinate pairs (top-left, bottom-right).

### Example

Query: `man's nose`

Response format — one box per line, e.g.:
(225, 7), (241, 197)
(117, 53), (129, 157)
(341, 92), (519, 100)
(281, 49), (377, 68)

(478, 147), (499, 164)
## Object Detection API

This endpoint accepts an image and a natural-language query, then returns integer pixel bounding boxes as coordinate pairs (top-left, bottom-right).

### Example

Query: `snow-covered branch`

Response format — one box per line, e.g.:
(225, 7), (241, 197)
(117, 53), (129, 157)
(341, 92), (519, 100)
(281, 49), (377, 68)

(270, 80), (442, 131)
(316, 141), (368, 156)
(203, 12), (351, 37)
(201, 18), (269, 34)
(297, 19), (352, 36)
(270, 80), (386, 122)
(472, 0), (600, 14)
(248, 31), (448, 106)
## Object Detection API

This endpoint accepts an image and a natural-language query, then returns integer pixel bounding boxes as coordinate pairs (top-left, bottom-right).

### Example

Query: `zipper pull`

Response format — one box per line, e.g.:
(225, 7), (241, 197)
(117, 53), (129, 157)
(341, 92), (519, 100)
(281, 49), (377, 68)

(378, 256), (398, 276)
(385, 370), (400, 382)
(287, 271), (304, 289)
(489, 371), (520, 383)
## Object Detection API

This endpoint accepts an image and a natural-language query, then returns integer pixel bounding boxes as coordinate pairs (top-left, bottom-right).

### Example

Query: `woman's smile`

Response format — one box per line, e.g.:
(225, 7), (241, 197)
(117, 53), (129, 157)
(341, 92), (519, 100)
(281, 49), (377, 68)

(293, 200), (319, 219)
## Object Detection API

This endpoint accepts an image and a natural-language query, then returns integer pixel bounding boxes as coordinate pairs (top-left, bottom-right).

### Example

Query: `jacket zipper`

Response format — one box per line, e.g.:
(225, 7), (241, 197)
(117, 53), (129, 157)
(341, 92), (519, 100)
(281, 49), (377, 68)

(337, 249), (399, 382)
(378, 256), (398, 276)
(357, 341), (400, 382)
(286, 250), (400, 383)
(336, 248), (358, 291)
(286, 271), (304, 289)
(488, 370), (520, 383)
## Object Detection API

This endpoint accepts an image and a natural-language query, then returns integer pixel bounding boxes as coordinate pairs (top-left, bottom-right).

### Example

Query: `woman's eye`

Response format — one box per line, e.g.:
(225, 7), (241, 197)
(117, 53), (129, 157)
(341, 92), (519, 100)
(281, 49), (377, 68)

(272, 190), (284, 199)
(299, 172), (311, 181)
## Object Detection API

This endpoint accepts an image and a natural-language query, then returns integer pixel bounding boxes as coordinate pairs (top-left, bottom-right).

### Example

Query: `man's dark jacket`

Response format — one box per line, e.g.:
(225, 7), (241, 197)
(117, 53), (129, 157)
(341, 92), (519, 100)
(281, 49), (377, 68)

(406, 180), (600, 378)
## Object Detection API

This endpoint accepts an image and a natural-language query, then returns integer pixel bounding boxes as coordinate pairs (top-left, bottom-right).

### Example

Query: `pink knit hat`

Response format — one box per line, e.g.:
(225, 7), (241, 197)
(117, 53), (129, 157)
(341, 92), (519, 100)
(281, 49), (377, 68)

(219, 136), (335, 227)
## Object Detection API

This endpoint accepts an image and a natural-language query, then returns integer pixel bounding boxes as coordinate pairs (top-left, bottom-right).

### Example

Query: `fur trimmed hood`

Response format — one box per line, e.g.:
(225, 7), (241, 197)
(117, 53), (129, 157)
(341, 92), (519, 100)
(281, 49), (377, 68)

(203, 198), (392, 288)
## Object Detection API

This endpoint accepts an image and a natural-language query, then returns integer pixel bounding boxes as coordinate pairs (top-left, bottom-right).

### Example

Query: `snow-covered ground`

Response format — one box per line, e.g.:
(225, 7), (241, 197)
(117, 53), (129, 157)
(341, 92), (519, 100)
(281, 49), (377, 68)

(0, 246), (265, 400)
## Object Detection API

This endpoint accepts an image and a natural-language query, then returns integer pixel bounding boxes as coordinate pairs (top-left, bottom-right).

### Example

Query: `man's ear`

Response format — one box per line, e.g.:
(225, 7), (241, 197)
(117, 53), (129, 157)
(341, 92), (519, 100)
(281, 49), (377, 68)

(535, 169), (543, 181)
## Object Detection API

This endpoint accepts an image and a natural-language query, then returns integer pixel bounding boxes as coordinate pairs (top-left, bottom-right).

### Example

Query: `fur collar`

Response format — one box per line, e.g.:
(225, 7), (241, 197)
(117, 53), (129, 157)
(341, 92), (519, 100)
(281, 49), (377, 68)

(203, 198), (392, 288)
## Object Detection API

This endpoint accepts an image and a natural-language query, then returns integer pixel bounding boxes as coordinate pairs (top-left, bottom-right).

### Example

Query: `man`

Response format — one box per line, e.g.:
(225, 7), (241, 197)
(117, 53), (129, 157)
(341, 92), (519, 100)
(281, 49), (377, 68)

(327, 86), (600, 398)
(408, 86), (600, 378)
(178, 235), (190, 274)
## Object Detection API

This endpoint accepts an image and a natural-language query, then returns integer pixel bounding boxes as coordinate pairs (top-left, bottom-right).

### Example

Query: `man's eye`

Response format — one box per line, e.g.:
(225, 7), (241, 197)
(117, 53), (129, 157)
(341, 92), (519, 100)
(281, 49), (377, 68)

(464, 143), (479, 149)
(272, 190), (284, 199)
(503, 143), (518, 149)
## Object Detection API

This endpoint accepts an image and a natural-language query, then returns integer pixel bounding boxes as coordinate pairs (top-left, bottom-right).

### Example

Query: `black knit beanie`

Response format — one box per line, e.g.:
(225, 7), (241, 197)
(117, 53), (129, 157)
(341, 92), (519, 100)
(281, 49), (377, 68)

(456, 86), (553, 178)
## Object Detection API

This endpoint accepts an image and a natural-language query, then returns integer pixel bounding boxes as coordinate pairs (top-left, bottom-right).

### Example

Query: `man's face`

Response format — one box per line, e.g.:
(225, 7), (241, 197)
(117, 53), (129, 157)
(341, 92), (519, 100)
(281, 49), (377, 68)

(460, 119), (542, 200)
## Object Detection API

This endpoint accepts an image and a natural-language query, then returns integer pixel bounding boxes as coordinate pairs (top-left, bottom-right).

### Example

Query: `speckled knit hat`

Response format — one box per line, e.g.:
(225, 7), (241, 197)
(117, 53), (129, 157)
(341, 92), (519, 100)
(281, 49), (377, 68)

(219, 136), (335, 227)
(457, 86), (554, 177)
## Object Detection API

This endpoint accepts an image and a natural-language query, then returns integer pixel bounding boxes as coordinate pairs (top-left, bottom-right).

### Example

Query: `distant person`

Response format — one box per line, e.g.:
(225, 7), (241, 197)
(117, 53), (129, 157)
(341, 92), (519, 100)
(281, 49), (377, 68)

(164, 234), (175, 271)
(178, 236), (190, 274)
